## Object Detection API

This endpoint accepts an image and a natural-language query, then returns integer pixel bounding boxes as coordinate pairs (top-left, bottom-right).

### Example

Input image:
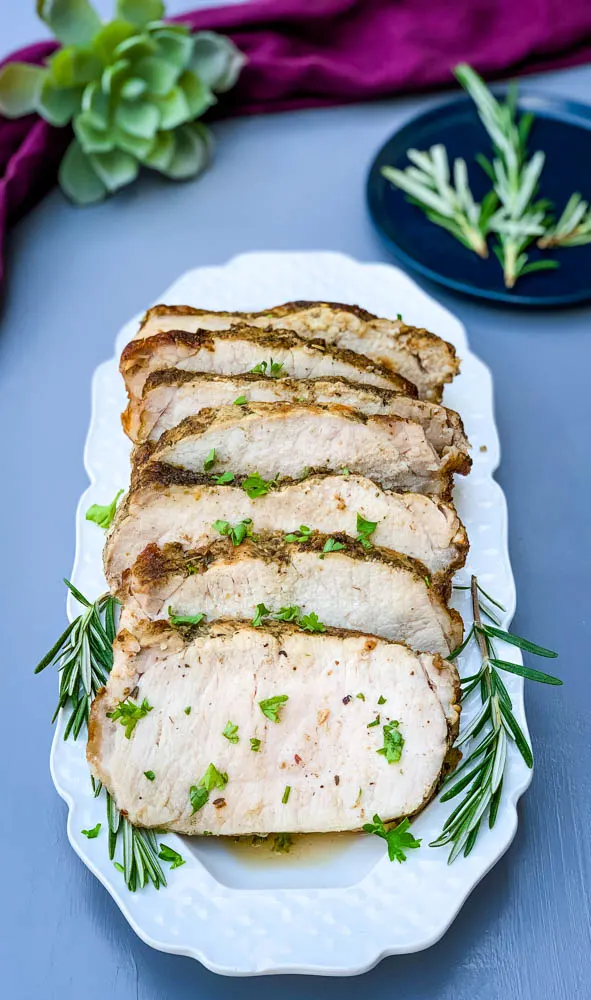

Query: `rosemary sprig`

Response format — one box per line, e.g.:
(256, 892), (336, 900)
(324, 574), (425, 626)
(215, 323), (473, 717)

(538, 193), (591, 248)
(34, 579), (119, 740)
(455, 64), (557, 288)
(106, 790), (167, 891)
(381, 144), (495, 257)
(431, 575), (560, 863)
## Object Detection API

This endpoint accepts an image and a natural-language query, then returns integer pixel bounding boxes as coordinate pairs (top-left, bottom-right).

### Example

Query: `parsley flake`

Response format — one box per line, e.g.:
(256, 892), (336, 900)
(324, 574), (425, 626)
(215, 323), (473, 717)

(249, 358), (284, 377)
(184, 706), (191, 715)
(212, 471), (235, 485)
(272, 833), (293, 853)
(377, 720), (405, 763)
(322, 537), (346, 555)
(367, 714), (380, 728)
(223, 721), (239, 744)
(378, 695), (387, 705)
(284, 525), (313, 543)
(85, 489), (124, 530)
(189, 763), (228, 813)
(362, 815), (420, 862)
(81, 823), (101, 839)
(242, 472), (277, 498)
(273, 605), (301, 622)
(299, 612), (326, 633)
(213, 518), (253, 546)
(203, 448), (216, 472)
(356, 692), (365, 701)
(252, 603), (271, 627)
(234, 395), (248, 405)
(158, 844), (186, 869)
(282, 785), (291, 804)
(106, 697), (153, 739)
(341, 466), (350, 477)
(168, 607), (206, 627)
(259, 694), (288, 723)
(250, 737), (261, 752)
(356, 513), (378, 549)
(144, 770), (155, 781)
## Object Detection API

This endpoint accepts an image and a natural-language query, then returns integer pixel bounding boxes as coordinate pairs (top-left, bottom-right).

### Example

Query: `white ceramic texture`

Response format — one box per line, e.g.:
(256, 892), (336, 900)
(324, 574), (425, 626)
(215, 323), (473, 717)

(50, 251), (530, 976)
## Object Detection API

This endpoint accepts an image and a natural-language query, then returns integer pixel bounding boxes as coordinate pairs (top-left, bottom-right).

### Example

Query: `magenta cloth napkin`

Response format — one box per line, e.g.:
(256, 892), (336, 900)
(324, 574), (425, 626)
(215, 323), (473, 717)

(2, 0), (591, 290)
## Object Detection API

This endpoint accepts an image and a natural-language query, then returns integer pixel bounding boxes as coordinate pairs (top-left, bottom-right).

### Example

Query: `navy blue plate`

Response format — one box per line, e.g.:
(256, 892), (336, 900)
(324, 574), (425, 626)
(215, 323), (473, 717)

(367, 93), (591, 306)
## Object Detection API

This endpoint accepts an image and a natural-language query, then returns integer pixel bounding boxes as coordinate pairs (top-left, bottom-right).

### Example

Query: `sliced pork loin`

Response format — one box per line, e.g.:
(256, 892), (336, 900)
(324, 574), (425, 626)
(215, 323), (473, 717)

(87, 619), (461, 835)
(140, 402), (464, 496)
(128, 533), (463, 656)
(134, 301), (460, 401)
(129, 372), (471, 475)
(104, 470), (468, 597)
(120, 326), (415, 430)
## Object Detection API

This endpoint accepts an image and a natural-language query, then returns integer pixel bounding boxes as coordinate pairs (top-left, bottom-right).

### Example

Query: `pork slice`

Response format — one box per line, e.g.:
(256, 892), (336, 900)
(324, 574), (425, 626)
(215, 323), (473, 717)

(141, 402), (455, 496)
(129, 533), (463, 656)
(130, 372), (470, 478)
(119, 327), (414, 434)
(134, 301), (460, 401)
(87, 619), (460, 835)
(104, 472), (468, 598)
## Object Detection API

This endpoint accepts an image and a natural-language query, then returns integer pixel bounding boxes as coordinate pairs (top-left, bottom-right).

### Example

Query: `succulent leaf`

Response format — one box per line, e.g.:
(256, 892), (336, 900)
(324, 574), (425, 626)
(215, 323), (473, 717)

(101, 58), (131, 95)
(115, 98), (160, 139)
(0, 63), (46, 118)
(74, 111), (115, 152)
(39, 78), (83, 126)
(37, 0), (102, 47)
(153, 86), (191, 130)
(59, 137), (107, 205)
(120, 77), (148, 99)
(81, 80), (110, 127)
(93, 20), (137, 63)
(135, 55), (180, 95)
(191, 31), (246, 93)
(112, 126), (155, 158)
(159, 121), (210, 180)
(116, 0), (165, 26)
(49, 46), (102, 88)
(142, 129), (174, 169)
(89, 147), (139, 191)
(114, 34), (157, 62)
(178, 70), (216, 118)
(153, 29), (194, 69)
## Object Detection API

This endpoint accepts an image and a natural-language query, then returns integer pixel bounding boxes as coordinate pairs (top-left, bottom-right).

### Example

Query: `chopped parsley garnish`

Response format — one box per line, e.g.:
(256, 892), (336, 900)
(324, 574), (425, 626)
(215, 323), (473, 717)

(168, 607), (206, 626)
(299, 612), (326, 633)
(396, 312), (403, 321)
(356, 692), (365, 701)
(273, 605), (301, 622)
(272, 833), (293, 853)
(362, 815), (420, 862)
(213, 517), (253, 546)
(106, 697), (153, 739)
(284, 525), (313, 543)
(234, 395), (248, 405)
(81, 823), (101, 839)
(158, 844), (186, 869)
(242, 472), (277, 498)
(222, 721), (239, 744)
(190, 763), (228, 813)
(144, 770), (155, 781)
(322, 537), (346, 555)
(378, 695), (387, 705)
(259, 694), (289, 723)
(203, 448), (216, 472)
(341, 466), (350, 477)
(85, 488), (124, 530)
(356, 512), (378, 549)
(377, 720), (404, 763)
(282, 785), (291, 804)
(249, 358), (284, 377)
(367, 714), (380, 728)
(184, 706), (191, 715)
(212, 471), (235, 485)
(250, 737), (261, 752)
(252, 603), (271, 627)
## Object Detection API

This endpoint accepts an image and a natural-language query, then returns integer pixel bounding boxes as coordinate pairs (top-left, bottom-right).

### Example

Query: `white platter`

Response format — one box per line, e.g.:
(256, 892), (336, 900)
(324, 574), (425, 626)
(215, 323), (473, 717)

(50, 251), (531, 976)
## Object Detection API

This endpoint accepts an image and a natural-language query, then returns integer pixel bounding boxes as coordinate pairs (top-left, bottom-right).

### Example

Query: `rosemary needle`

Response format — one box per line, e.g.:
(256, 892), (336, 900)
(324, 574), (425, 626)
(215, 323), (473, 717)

(431, 575), (560, 863)
(538, 192), (591, 249)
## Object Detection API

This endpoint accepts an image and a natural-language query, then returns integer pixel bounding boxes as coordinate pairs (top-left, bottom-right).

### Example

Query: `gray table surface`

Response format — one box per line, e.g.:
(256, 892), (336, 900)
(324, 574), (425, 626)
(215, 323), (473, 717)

(1, 3), (590, 997)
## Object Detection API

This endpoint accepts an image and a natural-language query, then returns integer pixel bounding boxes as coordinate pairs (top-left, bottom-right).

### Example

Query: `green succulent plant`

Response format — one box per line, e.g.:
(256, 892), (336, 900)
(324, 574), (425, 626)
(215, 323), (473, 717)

(0, 0), (245, 204)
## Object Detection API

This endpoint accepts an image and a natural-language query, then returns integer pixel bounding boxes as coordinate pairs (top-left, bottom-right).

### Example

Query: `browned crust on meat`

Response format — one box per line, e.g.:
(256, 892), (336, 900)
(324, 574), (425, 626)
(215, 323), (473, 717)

(120, 326), (417, 394)
(130, 532), (461, 630)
